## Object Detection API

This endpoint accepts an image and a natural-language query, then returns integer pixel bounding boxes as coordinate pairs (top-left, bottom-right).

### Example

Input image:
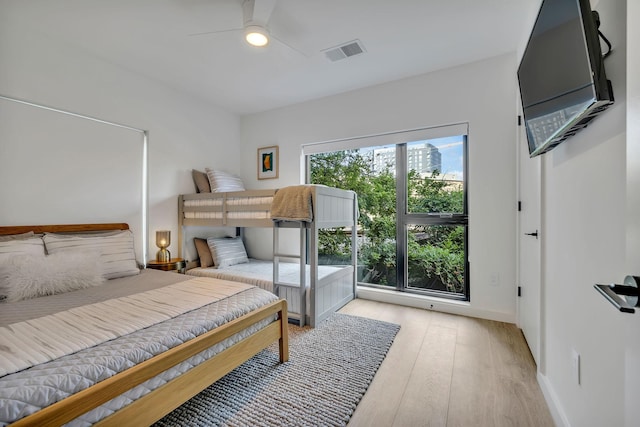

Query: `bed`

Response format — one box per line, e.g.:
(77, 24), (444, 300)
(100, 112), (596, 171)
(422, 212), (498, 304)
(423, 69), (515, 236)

(186, 259), (354, 326)
(178, 185), (358, 327)
(0, 223), (288, 427)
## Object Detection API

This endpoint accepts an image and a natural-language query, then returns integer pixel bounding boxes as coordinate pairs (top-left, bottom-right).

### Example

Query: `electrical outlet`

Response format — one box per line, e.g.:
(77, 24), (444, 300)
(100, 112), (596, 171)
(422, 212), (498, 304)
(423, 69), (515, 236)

(490, 272), (500, 287)
(572, 349), (581, 385)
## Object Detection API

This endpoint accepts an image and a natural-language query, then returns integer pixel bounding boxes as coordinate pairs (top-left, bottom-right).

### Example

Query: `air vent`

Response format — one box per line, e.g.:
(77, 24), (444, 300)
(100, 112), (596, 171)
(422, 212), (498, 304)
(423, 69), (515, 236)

(322, 40), (366, 62)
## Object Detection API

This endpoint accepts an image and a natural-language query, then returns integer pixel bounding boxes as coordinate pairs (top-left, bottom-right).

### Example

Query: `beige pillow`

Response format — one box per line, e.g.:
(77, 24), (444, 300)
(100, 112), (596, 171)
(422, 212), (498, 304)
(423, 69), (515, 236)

(44, 230), (139, 279)
(192, 169), (211, 193)
(194, 238), (214, 268)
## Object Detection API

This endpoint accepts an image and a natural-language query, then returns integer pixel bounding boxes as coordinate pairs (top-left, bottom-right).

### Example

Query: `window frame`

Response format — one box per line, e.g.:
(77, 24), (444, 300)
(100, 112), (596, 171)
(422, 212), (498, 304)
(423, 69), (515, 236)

(304, 123), (470, 301)
(396, 139), (469, 300)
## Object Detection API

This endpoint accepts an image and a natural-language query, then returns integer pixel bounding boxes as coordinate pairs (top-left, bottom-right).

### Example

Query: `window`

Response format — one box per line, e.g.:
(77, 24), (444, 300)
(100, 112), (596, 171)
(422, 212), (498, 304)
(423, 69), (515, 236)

(305, 125), (469, 300)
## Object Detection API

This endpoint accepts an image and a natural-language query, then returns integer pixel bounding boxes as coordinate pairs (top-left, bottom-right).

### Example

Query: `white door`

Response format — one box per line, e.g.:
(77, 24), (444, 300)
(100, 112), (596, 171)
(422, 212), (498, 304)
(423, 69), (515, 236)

(517, 123), (542, 366)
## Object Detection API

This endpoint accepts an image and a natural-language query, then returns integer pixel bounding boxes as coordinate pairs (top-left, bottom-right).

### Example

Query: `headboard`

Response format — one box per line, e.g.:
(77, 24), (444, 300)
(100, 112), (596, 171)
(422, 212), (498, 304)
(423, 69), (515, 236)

(0, 223), (130, 236)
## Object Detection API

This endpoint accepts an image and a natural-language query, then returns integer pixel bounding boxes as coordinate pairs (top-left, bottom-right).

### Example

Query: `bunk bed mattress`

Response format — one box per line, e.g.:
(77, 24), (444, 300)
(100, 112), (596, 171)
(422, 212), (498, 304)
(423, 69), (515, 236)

(183, 211), (271, 220)
(183, 196), (273, 220)
(186, 259), (346, 292)
(183, 196), (274, 207)
(0, 271), (278, 426)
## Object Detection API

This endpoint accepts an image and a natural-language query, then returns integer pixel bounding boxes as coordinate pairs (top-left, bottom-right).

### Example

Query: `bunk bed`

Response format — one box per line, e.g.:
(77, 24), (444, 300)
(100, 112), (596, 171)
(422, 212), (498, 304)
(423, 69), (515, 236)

(179, 185), (358, 327)
(0, 223), (288, 427)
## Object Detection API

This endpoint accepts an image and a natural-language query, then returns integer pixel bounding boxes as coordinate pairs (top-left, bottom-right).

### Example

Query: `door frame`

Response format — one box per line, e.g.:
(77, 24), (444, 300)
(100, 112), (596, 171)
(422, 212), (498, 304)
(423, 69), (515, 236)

(516, 115), (546, 374)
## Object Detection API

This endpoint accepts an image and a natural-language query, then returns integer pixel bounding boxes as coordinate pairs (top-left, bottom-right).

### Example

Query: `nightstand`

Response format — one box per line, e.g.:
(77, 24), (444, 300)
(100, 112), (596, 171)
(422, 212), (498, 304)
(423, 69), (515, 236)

(147, 258), (186, 273)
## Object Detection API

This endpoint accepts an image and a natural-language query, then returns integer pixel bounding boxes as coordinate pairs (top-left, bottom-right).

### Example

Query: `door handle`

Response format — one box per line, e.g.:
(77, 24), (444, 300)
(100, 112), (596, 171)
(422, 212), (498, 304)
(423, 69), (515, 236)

(525, 230), (539, 239)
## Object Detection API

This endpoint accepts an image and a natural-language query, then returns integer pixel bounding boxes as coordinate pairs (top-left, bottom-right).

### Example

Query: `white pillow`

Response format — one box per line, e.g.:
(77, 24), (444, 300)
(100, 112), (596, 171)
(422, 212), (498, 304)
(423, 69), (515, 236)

(0, 237), (46, 298)
(44, 230), (139, 279)
(206, 237), (249, 268)
(205, 168), (246, 192)
(0, 231), (35, 242)
(0, 236), (45, 259)
(3, 252), (105, 302)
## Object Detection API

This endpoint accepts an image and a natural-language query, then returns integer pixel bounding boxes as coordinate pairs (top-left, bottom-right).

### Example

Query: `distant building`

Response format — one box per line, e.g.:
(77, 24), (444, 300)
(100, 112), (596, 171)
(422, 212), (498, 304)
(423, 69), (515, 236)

(372, 143), (442, 174)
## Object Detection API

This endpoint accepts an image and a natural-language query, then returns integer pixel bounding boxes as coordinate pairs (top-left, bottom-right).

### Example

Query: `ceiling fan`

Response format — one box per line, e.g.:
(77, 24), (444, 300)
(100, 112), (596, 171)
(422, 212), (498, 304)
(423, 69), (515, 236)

(190, 0), (306, 55)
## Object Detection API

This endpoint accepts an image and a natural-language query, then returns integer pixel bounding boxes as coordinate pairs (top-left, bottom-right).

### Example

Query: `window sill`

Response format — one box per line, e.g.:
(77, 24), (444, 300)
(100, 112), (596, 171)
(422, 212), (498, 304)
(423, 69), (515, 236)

(356, 286), (514, 323)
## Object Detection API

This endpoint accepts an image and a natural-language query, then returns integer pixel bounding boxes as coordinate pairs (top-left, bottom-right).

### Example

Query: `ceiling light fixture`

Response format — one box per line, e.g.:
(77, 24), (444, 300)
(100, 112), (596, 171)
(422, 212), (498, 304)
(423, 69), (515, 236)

(245, 25), (269, 47)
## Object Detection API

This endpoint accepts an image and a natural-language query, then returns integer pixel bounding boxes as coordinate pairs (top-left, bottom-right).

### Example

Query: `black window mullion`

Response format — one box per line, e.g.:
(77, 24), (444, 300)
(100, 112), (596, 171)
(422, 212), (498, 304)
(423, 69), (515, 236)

(405, 214), (468, 226)
(396, 144), (407, 291)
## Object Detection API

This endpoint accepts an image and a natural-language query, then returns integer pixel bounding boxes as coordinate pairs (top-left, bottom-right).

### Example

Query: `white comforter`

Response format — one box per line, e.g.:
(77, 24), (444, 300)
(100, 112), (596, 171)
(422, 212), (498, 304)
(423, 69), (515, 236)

(0, 277), (252, 377)
(0, 273), (278, 426)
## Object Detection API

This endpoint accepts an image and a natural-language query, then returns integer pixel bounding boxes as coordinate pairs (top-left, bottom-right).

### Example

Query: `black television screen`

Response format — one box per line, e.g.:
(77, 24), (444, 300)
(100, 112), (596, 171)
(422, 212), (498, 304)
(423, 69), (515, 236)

(518, 0), (614, 157)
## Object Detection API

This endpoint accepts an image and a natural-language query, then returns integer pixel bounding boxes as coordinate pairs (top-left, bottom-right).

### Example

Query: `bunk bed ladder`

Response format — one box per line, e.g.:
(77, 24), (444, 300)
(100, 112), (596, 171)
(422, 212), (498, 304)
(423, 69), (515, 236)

(273, 220), (308, 327)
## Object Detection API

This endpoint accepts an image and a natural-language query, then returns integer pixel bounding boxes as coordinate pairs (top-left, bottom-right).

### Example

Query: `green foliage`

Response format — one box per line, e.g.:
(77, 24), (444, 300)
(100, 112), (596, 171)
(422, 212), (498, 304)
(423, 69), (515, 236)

(407, 236), (464, 293)
(310, 149), (465, 294)
(408, 169), (463, 214)
(358, 239), (397, 286)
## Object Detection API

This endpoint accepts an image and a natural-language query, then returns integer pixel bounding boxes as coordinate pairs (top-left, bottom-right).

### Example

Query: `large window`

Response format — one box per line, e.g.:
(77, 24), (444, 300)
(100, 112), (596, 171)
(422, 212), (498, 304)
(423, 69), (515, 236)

(305, 125), (469, 300)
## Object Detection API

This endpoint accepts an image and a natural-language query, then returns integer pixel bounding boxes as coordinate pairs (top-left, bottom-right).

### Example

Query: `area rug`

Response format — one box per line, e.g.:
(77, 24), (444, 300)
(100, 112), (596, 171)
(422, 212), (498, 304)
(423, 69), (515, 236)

(154, 313), (400, 427)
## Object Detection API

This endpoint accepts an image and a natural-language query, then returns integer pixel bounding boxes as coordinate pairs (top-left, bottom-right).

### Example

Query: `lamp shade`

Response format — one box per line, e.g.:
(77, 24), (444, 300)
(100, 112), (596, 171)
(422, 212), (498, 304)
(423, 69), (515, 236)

(156, 230), (171, 262)
(156, 230), (171, 249)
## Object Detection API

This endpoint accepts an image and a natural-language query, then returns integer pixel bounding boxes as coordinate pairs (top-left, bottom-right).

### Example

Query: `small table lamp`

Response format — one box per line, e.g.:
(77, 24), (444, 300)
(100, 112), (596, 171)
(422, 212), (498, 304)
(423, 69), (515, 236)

(156, 230), (171, 262)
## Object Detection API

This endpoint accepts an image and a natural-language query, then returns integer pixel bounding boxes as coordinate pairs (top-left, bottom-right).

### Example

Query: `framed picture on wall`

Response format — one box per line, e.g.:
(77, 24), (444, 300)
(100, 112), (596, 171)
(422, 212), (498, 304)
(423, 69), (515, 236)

(257, 145), (279, 180)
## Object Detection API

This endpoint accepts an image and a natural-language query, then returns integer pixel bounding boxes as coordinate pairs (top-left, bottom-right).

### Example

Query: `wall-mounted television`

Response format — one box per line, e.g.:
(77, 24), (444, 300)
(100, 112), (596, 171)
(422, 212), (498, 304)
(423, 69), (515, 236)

(518, 0), (614, 157)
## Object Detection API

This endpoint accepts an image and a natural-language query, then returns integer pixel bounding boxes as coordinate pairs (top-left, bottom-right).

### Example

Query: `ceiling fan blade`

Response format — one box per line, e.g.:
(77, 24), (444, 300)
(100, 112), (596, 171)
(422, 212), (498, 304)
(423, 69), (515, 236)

(188, 28), (241, 37)
(270, 33), (309, 57)
(243, 0), (277, 27)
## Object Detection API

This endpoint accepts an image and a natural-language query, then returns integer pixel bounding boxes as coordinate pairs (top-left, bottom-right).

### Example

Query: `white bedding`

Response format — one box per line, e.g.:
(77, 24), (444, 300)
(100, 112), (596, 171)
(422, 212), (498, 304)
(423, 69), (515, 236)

(0, 277), (252, 377)
(183, 196), (273, 207)
(183, 211), (271, 219)
(0, 270), (279, 426)
(186, 259), (345, 293)
(182, 195), (273, 220)
(186, 259), (352, 322)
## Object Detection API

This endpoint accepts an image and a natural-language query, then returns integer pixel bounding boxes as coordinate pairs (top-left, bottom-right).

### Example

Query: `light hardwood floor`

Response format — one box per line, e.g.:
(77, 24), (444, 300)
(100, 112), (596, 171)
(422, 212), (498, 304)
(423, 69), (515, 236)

(339, 299), (555, 427)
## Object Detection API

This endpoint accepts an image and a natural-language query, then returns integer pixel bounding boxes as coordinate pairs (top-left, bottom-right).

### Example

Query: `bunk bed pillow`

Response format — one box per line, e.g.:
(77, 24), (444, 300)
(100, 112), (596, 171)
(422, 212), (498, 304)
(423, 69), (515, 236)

(43, 230), (139, 279)
(192, 169), (211, 193)
(205, 168), (245, 192)
(194, 238), (214, 268)
(206, 237), (249, 268)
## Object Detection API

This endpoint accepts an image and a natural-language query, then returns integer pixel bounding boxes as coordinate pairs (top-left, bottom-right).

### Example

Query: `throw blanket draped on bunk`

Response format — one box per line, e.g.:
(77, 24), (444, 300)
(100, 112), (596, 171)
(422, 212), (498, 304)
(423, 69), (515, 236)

(0, 277), (253, 376)
(271, 185), (316, 222)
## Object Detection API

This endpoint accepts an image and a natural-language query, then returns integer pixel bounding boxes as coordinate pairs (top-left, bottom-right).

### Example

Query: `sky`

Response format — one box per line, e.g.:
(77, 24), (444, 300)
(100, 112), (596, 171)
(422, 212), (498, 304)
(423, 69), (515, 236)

(360, 135), (464, 181)
(424, 135), (464, 180)
(363, 135), (465, 181)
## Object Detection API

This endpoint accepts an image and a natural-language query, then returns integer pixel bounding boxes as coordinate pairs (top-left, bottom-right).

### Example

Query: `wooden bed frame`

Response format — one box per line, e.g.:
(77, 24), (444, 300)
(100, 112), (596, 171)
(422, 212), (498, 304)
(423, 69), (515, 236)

(0, 223), (289, 427)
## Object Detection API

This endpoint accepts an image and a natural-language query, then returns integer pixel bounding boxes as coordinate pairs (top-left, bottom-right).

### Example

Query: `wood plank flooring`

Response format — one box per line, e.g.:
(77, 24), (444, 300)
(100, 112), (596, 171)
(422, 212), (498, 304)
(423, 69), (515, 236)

(340, 299), (554, 427)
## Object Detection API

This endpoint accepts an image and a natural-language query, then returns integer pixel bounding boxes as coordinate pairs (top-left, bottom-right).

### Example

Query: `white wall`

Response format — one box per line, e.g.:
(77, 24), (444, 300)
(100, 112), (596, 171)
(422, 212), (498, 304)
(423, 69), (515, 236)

(241, 53), (519, 322)
(625, 0), (640, 425)
(536, 0), (633, 425)
(8, 3), (638, 423)
(0, 11), (241, 262)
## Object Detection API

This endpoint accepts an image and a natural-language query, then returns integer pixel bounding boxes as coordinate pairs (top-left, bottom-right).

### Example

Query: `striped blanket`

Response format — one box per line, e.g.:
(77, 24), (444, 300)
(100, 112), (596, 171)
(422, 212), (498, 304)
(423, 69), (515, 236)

(0, 277), (253, 377)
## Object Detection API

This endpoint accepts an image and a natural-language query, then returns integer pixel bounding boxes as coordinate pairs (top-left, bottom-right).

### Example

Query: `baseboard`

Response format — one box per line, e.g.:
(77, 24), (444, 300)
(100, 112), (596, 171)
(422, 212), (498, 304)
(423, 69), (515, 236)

(356, 286), (515, 323)
(537, 371), (570, 427)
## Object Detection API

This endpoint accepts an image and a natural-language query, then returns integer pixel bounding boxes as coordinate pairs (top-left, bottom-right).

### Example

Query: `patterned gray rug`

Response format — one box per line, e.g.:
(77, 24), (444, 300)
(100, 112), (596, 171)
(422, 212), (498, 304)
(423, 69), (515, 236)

(154, 313), (400, 427)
